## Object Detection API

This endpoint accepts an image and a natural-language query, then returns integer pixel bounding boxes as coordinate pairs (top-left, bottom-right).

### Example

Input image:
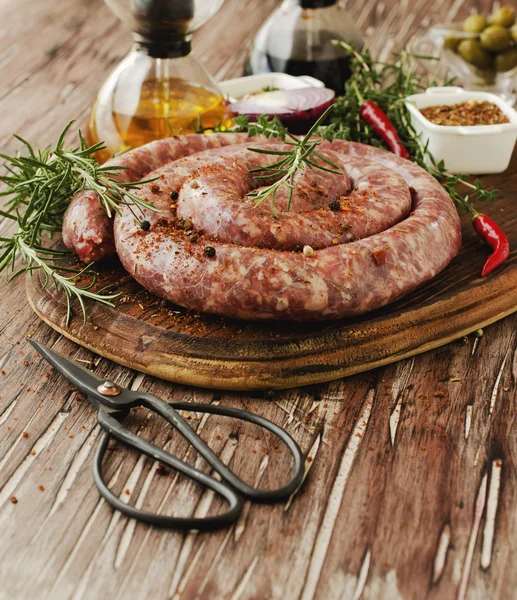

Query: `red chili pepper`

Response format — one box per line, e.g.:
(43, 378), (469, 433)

(472, 213), (510, 276)
(359, 101), (410, 159)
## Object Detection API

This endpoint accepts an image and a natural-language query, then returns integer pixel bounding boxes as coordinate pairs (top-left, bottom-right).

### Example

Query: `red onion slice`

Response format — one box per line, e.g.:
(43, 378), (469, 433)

(228, 87), (336, 133)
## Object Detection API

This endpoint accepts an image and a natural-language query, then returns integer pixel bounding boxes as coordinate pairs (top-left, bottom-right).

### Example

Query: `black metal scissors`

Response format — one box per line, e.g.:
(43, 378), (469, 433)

(29, 340), (304, 531)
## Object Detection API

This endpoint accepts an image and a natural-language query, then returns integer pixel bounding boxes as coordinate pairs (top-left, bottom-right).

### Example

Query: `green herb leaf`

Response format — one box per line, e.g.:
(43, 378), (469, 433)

(0, 123), (155, 324)
(236, 105), (341, 215)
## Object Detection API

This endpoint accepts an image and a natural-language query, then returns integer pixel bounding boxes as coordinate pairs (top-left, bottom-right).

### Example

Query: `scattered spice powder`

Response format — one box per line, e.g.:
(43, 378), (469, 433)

(420, 100), (509, 127)
(155, 464), (168, 475)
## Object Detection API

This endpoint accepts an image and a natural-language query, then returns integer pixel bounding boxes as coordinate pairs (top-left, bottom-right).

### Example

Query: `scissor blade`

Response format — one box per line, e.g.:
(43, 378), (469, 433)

(28, 339), (109, 401)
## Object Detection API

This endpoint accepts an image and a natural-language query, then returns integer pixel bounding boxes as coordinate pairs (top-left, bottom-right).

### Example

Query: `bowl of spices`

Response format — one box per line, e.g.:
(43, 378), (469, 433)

(405, 86), (517, 174)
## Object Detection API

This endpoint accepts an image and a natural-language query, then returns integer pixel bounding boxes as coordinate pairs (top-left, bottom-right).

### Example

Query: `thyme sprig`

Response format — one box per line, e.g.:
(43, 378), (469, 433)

(233, 106), (344, 216)
(0, 122), (157, 324)
(328, 41), (498, 208)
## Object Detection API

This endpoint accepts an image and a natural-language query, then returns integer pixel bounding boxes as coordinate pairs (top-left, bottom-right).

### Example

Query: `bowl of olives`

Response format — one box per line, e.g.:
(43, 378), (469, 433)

(414, 6), (517, 104)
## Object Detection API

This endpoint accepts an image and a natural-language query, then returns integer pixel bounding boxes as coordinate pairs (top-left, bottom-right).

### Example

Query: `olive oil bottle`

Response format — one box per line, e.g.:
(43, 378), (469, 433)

(88, 0), (230, 162)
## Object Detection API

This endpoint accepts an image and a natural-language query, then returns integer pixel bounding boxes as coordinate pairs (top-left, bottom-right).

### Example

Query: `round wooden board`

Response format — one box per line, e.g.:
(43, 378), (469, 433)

(26, 172), (517, 390)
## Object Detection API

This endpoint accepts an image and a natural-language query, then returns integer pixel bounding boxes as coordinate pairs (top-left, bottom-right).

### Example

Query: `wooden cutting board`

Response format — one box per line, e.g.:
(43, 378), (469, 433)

(26, 162), (517, 390)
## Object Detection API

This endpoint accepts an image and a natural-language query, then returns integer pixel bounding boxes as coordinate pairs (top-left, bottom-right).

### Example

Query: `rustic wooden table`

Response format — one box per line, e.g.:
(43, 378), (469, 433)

(1, 0), (516, 598)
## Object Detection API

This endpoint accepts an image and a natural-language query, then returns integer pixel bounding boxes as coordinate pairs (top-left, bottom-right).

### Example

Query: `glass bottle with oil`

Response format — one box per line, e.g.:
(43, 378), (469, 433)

(88, 0), (231, 162)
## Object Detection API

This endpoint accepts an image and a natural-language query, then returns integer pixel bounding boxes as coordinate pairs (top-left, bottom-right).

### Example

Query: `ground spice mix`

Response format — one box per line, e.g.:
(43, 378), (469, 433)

(420, 100), (510, 126)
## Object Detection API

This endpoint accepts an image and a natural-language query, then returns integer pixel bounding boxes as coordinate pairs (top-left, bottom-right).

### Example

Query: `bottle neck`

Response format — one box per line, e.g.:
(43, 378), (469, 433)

(299, 0), (337, 8)
(133, 34), (192, 59)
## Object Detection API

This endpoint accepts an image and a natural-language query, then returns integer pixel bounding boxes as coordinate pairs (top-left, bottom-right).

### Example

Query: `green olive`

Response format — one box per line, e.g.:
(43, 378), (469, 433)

(443, 33), (461, 52)
(457, 39), (493, 69)
(511, 25), (517, 43)
(463, 14), (487, 33)
(489, 6), (515, 28)
(495, 47), (517, 72)
(475, 70), (496, 85)
(480, 25), (511, 51)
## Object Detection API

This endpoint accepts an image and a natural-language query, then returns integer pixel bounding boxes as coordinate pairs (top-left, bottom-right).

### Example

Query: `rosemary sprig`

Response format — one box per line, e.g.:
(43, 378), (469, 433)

(233, 106), (343, 216)
(5, 237), (116, 322)
(0, 121), (157, 324)
(328, 41), (498, 208)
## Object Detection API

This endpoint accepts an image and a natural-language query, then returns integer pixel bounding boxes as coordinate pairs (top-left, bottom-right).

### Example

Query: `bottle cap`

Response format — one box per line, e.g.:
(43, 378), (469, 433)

(134, 34), (191, 58)
(130, 0), (194, 58)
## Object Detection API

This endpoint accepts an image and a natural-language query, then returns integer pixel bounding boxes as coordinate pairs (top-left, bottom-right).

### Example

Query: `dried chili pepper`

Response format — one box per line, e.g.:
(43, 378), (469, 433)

(352, 83), (410, 159)
(472, 213), (510, 276)
(359, 101), (410, 159)
(462, 198), (510, 276)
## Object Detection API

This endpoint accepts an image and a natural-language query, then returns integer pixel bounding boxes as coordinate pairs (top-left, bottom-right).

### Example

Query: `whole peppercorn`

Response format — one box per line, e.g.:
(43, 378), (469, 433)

(189, 234), (199, 244)
(170, 190), (179, 200)
(204, 246), (216, 257)
(294, 245), (303, 253)
(328, 200), (341, 211)
(140, 220), (151, 231)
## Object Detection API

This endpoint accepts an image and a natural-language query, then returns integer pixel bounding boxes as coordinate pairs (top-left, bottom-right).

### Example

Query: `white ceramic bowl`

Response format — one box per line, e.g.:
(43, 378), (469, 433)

(405, 86), (517, 174)
(219, 73), (324, 102)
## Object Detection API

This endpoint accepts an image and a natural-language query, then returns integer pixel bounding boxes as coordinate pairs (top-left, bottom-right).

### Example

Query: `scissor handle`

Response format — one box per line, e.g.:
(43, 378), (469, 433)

(140, 396), (305, 502)
(94, 410), (243, 530)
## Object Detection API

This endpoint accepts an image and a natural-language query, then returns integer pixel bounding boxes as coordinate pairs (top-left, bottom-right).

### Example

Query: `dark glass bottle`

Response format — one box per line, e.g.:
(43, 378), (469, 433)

(246, 0), (363, 95)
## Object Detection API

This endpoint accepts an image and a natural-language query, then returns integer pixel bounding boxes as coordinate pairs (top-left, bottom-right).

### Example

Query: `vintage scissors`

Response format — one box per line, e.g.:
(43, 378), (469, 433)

(29, 340), (304, 531)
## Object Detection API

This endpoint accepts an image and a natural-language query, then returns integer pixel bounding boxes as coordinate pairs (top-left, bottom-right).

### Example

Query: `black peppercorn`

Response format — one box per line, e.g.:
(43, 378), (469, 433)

(294, 245), (303, 253)
(204, 246), (216, 257)
(189, 234), (199, 244)
(140, 220), (151, 231)
(170, 190), (179, 200)
(328, 200), (341, 211)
